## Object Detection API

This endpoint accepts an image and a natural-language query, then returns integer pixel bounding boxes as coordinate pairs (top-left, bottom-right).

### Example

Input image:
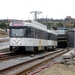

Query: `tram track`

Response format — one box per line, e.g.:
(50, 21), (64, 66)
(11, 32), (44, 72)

(0, 52), (34, 63)
(0, 52), (12, 59)
(0, 49), (69, 75)
(15, 49), (69, 75)
(0, 49), (62, 61)
(0, 53), (25, 62)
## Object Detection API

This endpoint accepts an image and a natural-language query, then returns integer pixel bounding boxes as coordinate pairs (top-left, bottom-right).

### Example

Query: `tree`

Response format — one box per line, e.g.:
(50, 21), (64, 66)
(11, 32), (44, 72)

(0, 22), (7, 29)
(47, 23), (52, 29)
(56, 22), (63, 28)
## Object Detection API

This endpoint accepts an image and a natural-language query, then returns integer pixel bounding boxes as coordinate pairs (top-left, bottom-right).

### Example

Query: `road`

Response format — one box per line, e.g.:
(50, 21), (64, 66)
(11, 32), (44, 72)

(0, 37), (9, 53)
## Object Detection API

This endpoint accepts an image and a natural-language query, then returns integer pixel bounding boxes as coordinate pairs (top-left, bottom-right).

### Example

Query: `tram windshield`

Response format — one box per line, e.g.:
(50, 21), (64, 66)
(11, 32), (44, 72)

(10, 28), (27, 37)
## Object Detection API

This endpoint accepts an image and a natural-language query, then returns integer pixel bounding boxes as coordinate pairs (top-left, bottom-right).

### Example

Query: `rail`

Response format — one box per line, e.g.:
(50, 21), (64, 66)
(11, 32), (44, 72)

(0, 49), (69, 75)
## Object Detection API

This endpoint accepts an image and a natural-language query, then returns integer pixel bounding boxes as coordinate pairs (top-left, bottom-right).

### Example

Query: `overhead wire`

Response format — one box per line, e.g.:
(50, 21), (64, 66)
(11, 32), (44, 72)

(53, 0), (64, 19)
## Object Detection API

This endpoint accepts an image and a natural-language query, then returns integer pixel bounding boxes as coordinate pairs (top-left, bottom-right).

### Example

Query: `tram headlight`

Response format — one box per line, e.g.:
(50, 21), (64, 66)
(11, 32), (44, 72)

(16, 40), (18, 43)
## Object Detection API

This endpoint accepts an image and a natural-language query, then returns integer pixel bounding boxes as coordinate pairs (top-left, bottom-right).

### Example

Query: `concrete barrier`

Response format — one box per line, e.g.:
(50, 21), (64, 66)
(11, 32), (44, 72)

(62, 49), (74, 59)
(0, 37), (9, 42)
(0, 46), (10, 53)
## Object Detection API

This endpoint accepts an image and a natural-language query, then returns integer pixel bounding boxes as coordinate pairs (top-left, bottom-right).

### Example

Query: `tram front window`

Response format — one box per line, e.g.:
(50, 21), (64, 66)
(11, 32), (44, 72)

(10, 28), (27, 37)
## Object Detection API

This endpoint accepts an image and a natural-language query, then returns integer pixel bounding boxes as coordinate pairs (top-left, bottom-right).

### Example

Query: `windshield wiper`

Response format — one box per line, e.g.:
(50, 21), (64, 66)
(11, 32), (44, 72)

(12, 32), (18, 36)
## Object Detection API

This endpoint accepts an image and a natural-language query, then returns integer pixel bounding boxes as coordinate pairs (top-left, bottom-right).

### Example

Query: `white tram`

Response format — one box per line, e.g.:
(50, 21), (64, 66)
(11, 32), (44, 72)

(47, 30), (57, 50)
(9, 20), (57, 53)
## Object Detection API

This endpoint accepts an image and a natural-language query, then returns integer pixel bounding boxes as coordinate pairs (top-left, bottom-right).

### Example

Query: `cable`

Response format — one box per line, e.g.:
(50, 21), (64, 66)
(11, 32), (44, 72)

(53, 0), (64, 19)
(30, 62), (59, 75)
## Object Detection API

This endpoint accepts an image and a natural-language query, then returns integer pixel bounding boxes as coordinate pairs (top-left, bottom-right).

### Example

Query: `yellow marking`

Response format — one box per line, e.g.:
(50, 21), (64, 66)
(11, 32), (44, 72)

(38, 39), (42, 50)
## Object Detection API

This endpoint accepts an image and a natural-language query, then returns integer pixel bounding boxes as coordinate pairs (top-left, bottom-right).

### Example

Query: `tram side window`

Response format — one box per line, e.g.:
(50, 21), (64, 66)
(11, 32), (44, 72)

(35, 29), (47, 39)
(31, 28), (34, 37)
(53, 35), (56, 41)
(24, 28), (28, 37)
(40, 30), (43, 39)
(43, 32), (47, 39)
(43, 32), (48, 39)
(48, 33), (51, 40)
(35, 29), (39, 38)
(51, 34), (57, 41)
(28, 27), (31, 37)
(28, 27), (34, 37)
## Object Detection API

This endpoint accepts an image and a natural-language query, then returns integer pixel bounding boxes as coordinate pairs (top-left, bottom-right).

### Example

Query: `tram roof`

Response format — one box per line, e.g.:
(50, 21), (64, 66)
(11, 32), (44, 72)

(24, 22), (47, 32)
(47, 29), (57, 35)
(10, 20), (47, 32)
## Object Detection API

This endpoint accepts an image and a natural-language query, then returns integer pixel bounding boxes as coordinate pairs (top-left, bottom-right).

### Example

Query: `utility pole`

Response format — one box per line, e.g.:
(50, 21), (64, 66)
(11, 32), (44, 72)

(31, 11), (42, 21)
(46, 15), (48, 29)
(6, 17), (8, 32)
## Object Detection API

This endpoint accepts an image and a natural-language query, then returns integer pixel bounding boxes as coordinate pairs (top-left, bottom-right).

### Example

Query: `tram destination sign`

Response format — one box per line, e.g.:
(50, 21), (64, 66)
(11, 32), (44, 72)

(12, 22), (23, 26)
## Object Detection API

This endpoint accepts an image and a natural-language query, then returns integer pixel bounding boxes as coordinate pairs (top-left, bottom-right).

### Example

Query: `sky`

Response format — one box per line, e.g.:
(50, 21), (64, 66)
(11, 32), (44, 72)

(0, 0), (75, 20)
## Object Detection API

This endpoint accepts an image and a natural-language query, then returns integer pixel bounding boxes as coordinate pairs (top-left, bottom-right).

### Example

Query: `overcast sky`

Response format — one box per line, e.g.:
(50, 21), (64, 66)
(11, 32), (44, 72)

(0, 0), (75, 20)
